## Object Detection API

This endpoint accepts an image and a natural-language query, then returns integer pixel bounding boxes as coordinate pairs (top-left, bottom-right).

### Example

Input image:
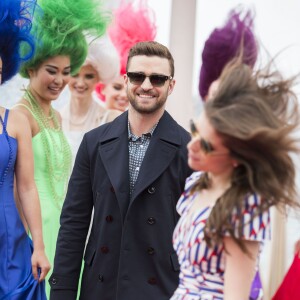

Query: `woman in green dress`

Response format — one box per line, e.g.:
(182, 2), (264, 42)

(13, 0), (109, 296)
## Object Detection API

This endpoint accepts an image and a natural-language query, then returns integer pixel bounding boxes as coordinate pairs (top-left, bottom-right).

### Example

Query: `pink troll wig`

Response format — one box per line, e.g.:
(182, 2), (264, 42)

(199, 8), (258, 101)
(96, 0), (156, 101)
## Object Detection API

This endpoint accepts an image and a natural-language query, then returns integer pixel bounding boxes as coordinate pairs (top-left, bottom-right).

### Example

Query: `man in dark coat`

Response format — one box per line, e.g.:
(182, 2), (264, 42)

(49, 41), (192, 300)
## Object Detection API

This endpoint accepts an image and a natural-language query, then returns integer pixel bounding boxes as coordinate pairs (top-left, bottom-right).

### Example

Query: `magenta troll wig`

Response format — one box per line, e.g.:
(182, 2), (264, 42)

(108, 0), (157, 75)
(96, 0), (157, 101)
(199, 8), (258, 100)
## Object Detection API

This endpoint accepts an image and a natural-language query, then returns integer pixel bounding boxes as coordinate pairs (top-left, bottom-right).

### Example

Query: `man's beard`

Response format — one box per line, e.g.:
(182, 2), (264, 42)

(128, 90), (167, 114)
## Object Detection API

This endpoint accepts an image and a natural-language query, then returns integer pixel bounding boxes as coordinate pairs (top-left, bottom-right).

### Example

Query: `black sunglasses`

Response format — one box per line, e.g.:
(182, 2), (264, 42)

(127, 72), (173, 87)
(190, 119), (214, 153)
(190, 119), (230, 156)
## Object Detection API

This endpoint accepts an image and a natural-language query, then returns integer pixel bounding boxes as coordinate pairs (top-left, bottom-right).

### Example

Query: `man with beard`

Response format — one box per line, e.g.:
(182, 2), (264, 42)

(50, 41), (193, 300)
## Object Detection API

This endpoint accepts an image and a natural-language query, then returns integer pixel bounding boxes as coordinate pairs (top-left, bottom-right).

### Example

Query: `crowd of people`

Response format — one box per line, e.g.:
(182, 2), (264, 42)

(1, 0), (300, 300)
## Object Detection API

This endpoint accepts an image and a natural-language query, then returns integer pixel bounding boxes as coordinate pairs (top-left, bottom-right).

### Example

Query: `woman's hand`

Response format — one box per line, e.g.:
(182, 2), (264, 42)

(31, 250), (51, 282)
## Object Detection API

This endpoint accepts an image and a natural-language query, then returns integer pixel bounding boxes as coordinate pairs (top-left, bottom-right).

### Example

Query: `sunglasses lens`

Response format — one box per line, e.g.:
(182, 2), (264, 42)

(128, 73), (146, 85)
(149, 75), (167, 87)
(200, 139), (214, 153)
(190, 120), (198, 136)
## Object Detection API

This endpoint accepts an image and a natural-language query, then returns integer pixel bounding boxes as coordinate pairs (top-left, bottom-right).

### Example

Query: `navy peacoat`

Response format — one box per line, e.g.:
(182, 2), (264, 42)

(49, 111), (192, 300)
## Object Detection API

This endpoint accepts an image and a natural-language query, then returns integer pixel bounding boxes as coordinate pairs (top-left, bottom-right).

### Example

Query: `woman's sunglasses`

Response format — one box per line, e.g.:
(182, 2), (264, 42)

(190, 119), (229, 156)
(127, 72), (173, 87)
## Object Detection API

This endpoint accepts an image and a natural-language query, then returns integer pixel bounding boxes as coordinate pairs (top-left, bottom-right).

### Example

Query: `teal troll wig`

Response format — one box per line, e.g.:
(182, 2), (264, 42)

(19, 0), (110, 78)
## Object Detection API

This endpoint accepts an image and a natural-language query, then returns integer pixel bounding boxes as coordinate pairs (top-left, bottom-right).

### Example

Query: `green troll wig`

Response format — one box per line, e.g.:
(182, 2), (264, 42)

(19, 0), (110, 78)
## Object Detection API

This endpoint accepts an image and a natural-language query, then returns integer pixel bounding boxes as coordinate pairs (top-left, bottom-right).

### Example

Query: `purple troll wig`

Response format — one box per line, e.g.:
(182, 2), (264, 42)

(199, 8), (257, 100)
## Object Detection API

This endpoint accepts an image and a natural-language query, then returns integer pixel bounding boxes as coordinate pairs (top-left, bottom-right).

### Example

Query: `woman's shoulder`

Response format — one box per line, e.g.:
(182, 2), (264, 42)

(185, 171), (202, 189)
(176, 172), (202, 215)
(5, 108), (31, 138)
(12, 99), (34, 121)
(230, 192), (271, 241)
(8, 108), (29, 124)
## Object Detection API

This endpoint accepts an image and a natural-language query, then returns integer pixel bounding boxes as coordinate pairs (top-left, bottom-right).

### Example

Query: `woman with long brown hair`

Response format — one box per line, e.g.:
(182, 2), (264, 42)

(171, 59), (300, 300)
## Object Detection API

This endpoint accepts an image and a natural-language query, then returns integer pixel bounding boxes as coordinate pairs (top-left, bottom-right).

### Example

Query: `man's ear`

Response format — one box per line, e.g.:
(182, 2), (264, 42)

(168, 79), (176, 95)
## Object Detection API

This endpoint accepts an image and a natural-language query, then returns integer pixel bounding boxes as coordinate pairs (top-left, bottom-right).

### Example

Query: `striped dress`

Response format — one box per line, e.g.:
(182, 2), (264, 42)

(171, 172), (270, 300)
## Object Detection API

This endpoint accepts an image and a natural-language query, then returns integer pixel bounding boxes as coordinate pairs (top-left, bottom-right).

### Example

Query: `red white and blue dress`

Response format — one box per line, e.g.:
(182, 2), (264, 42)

(171, 172), (270, 300)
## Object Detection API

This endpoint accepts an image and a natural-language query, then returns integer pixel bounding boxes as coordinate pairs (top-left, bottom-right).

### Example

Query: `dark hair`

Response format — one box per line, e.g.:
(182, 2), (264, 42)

(126, 41), (175, 77)
(195, 59), (300, 253)
(199, 8), (257, 100)
(0, 0), (36, 83)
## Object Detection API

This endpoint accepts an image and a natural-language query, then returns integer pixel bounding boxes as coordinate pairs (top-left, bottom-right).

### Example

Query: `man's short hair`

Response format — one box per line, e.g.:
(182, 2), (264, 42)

(127, 41), (174, 77)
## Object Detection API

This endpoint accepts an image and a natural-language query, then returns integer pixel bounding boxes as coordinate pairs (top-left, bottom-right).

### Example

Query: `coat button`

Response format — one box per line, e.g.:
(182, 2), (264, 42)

(147, 247), (155, 255)
(106, 215), (113, 222)
(51, 277), (57, 285)
(147, 186), (156, 194)
(147, 217), (156, 225)
(101, 246), (109, 254)
(148, 277), (157, 285)
(110, 186), (115, 193)
(98, 275), (104, 282)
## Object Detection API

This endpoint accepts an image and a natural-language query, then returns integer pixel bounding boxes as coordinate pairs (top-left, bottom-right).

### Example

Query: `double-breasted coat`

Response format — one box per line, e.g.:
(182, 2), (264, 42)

(49, 111), (192, 300)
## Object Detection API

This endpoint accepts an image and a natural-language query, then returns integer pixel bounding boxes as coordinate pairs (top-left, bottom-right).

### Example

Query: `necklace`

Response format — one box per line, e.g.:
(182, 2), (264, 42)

(47, 110), (54, 120)
(24, 89), (72, 210)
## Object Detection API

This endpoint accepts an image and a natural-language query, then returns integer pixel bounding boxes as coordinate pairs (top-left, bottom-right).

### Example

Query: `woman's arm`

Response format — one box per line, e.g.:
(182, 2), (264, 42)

(13, 111), (50, 281)
(223, 236), (260, 300)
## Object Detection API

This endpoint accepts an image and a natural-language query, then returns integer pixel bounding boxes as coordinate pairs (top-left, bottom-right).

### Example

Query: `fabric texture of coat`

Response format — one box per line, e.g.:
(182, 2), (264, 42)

(49, 111), (192, 300)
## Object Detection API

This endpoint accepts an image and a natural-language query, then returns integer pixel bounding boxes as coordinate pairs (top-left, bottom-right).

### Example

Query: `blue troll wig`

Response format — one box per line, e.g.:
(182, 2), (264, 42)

(199, 8), (257, 100)
(0, 0), (37, 83)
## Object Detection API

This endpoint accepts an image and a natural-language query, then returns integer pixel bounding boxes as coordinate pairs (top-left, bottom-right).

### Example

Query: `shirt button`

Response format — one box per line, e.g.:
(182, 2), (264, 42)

(106, 215), (113, 222)
(110, 186), (115, 193)
(100, 246), (109, 254)
(147, 186), (156, 194)
(51, 277), (57, 285)
(147, 247), (155, 255)
(147, 217), (156, 225)
(148, 277), (157, 285)
(98, 275), (104, 282)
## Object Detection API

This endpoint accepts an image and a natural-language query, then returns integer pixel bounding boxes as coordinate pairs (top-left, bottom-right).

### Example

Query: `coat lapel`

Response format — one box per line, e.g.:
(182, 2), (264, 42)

(98, 112), (130, 221)
(131, 112), (183, 202)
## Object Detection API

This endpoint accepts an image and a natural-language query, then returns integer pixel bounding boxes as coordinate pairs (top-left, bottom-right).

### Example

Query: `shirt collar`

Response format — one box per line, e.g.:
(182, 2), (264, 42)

(128, 120), (158, 141)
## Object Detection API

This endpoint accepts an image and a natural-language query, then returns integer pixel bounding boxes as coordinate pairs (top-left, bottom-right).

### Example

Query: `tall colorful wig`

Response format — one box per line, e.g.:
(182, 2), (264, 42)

(109, 0), (157, 75)
(199, 8), (258, 100)
(96, 0), (157, 101)
(0, 0), (37, 83)
(19, 0), (110, 78)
